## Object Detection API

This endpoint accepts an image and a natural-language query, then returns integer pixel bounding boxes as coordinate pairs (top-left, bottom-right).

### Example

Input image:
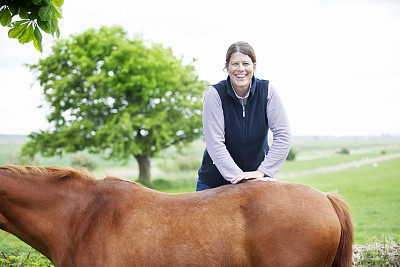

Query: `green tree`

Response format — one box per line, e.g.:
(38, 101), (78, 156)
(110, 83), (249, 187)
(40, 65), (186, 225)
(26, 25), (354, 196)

(22, 26), (207, 184)
(0, 0), (63, 52)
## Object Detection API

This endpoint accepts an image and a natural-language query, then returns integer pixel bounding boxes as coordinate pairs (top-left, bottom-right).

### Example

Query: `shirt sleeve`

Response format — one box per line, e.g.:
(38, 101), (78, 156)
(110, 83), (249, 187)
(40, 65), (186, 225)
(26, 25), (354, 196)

(258, 83), (293, 177)
(202, 86), (243, 183)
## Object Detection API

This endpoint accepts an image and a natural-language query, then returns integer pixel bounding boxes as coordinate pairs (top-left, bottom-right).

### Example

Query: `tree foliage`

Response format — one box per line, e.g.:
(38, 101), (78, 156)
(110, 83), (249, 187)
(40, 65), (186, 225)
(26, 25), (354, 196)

(22, 26), (207, 182)
(0, 0), (63, 52)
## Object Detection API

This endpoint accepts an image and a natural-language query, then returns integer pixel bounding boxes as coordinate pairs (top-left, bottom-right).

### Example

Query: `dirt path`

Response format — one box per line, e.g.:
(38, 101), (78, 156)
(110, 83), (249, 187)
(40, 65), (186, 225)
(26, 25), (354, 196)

(277, 153), (400, 179)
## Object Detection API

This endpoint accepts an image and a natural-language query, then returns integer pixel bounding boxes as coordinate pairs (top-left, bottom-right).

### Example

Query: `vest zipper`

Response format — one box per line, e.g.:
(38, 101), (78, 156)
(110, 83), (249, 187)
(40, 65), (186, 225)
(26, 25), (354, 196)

(242, 101), (246, 167)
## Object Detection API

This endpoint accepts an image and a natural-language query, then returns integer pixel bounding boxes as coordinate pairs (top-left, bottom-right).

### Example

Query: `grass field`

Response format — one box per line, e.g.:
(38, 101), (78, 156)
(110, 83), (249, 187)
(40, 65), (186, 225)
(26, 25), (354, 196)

(0, 136), (399, 265)
(285, 158), (400, 244)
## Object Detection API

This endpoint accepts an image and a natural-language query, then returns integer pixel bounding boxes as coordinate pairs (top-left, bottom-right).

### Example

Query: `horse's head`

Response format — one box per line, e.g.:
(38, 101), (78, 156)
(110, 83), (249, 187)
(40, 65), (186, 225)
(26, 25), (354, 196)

(0, 165), (102, 263)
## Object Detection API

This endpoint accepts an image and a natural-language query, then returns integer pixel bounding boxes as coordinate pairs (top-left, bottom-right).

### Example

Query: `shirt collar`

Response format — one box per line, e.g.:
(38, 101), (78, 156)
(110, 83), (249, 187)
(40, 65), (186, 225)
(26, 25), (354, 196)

(230, 80), (252, 100)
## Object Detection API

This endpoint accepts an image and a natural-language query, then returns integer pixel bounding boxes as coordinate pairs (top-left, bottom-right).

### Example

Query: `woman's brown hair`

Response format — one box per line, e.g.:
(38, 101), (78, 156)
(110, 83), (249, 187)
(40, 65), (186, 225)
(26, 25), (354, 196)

(225, 41), (257, 70)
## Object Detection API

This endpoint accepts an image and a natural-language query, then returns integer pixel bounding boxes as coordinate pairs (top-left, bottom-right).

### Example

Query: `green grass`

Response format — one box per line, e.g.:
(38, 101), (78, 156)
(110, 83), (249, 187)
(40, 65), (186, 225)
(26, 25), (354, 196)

(280, 142), (400, 174)
(280, 152), (381, 173)
(285, 158), (400, 244)
(0, 237), (52, 267)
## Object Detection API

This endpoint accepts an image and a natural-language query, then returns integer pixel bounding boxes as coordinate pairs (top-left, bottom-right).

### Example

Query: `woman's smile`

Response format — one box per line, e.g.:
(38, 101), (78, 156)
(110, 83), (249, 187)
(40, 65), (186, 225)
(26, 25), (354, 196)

(227, 52), (255, 96)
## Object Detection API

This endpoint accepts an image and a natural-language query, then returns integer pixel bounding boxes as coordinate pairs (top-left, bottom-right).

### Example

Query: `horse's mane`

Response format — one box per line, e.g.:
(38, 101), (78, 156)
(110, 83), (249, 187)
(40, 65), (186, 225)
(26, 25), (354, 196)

(0, 165), (97, 182)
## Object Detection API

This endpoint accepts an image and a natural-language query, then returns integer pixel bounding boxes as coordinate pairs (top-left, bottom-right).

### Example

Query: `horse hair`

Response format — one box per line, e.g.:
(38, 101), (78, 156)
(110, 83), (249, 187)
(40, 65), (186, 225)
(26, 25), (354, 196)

(0, 165), (97, 182)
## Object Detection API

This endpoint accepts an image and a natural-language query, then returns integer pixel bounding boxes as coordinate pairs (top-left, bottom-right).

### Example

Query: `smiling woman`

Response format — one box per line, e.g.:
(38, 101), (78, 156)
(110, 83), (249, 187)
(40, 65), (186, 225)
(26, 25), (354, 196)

(196, 41), (292, 190)
(225, 42), (256, 96)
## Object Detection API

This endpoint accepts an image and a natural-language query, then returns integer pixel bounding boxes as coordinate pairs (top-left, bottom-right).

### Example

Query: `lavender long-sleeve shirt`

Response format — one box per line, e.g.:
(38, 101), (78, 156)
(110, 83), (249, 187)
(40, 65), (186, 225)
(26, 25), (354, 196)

(202, 82), (292, 183)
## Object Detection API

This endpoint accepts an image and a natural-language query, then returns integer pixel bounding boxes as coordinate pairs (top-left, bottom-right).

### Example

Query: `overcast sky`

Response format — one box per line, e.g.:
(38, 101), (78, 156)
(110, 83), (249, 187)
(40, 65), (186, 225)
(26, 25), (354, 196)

(1, 0), (399, 136)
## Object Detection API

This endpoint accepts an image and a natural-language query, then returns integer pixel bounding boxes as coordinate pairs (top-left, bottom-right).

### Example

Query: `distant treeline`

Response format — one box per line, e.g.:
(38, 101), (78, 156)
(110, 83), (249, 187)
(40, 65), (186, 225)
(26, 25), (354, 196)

(1, 134), (399, 144)
(0, 135), (28, 143)
(288, 135), (400, 142)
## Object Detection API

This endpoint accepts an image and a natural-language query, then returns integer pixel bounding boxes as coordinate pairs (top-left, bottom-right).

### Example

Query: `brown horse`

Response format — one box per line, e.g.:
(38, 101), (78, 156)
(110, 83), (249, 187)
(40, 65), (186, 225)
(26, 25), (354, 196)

(0, 165), (353, 267)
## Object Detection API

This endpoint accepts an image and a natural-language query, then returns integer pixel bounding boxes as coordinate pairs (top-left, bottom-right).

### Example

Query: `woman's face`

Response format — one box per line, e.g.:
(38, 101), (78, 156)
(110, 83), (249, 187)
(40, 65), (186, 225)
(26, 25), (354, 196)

(227, 52), (255, 95)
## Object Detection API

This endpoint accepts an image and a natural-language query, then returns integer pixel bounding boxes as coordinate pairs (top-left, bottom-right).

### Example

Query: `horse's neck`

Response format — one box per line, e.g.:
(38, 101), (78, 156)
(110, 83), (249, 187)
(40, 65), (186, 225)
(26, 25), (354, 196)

(0, 174), (97, 261)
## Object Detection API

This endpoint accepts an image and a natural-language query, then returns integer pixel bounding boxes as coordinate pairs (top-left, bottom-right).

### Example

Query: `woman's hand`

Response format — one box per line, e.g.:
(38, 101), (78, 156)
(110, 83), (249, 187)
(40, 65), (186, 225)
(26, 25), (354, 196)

(232, 170), (277, 184)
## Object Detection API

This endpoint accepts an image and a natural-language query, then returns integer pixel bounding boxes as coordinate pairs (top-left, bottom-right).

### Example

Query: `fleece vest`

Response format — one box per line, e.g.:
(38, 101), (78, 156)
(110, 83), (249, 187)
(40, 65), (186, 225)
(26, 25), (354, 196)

(198, 76), (269, 188)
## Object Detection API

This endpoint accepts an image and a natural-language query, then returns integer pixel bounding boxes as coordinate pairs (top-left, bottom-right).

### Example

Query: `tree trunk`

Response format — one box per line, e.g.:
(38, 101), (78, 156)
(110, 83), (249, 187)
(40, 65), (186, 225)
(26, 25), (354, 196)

(135, 155), (152, 186)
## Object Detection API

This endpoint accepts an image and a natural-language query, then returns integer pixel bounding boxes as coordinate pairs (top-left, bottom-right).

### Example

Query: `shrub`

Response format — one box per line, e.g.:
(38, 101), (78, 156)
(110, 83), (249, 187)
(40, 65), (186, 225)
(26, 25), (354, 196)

(338, 148), (350, 154)
(157, 154), (201, 173)
(7, 152), (39, 166)
(286, 148), (297, 161)
(70, 153), (98, 171)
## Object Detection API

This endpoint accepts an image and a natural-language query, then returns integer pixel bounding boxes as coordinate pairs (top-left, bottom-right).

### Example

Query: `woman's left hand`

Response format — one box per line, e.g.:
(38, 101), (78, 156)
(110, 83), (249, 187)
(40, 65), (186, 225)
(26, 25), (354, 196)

(233, 170), (277, 184)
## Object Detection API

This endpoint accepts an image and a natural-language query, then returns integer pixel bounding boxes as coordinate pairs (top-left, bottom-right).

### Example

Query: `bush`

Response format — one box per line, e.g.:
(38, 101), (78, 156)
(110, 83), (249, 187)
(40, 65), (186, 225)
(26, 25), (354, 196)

(338, 148), (350, 154)
(7, 152), (39, 166)
(70, 153), (98, 171)
(157, 154), (201, 172)
(286, 148), (297, 161)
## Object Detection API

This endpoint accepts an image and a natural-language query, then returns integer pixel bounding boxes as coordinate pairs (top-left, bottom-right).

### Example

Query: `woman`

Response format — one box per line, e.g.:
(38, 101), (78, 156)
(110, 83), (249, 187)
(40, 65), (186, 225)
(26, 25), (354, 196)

(196, 41), (292, 191)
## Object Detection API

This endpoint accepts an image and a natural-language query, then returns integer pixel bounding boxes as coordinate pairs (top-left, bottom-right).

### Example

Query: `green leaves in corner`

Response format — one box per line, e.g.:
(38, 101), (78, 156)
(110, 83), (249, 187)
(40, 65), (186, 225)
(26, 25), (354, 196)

(0, 0), (64, 52)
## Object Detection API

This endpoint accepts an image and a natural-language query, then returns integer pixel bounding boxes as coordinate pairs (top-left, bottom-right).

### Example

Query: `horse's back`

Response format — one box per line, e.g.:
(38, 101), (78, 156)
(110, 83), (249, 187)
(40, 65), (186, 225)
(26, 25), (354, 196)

(237, 181), (341, 266)
(126, 181), (341, 266)
(82, 180), (342, 267)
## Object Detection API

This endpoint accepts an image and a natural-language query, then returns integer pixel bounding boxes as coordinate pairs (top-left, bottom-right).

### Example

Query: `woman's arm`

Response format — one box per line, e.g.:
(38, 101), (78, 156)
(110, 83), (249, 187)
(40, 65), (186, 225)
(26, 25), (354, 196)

(232, 83), (292, 184)
(258, 82), (292, 177)
(202, 86), (242, 183)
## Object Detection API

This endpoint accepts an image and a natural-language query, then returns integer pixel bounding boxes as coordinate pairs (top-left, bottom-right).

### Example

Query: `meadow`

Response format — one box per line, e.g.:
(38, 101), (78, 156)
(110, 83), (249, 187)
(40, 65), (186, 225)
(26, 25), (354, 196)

(0, 135), (399, 266)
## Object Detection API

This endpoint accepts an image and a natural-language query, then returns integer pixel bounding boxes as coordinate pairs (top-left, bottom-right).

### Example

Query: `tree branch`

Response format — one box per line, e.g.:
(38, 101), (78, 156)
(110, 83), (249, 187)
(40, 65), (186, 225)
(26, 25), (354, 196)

(18, 248), (32, 267)
(1, 251), (10, 262)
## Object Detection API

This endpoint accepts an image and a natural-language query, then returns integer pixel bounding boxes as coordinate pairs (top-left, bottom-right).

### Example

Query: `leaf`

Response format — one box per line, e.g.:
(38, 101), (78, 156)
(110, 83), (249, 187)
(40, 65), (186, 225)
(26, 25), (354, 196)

(52, 3), (62, 19)
(0, 7), (12, 26)
(33, 35), (43, 52)
(18, 23), (34, 44)
(45, 17), (56, 34)
(38, 4), (52, 21)
(37, 18), (49, 33)
(8, 20), (29, 39)
(34, 25), (42, 43)
(29, 9), (39, 20)
(8, 3), (18, 16)
(33, 25), (43, 52)
(33, 0), (42, 4)
(11, 19), (30, 26)
(18, 6), (30, 19)
(52, 0), (64, 8)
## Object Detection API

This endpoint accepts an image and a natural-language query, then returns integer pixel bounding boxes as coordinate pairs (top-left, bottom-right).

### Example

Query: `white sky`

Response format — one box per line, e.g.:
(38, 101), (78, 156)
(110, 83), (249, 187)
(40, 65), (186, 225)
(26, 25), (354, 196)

(0, 0), (399, 136)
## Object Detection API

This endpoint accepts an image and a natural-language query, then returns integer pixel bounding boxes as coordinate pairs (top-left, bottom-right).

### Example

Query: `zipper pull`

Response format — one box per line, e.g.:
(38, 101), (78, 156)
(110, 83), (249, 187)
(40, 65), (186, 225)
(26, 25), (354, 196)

(242, 106), (245, 118)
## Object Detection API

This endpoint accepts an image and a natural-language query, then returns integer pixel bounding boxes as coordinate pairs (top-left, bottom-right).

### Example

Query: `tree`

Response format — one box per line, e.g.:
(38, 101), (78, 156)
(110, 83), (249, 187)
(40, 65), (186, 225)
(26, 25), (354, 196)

(22, 26), (207, 184)
(0, 0), (63, 52)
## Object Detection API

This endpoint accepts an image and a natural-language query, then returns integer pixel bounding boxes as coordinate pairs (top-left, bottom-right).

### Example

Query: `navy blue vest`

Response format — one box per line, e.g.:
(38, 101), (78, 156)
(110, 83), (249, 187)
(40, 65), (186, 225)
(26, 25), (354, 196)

(198, 76), (269, 188)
